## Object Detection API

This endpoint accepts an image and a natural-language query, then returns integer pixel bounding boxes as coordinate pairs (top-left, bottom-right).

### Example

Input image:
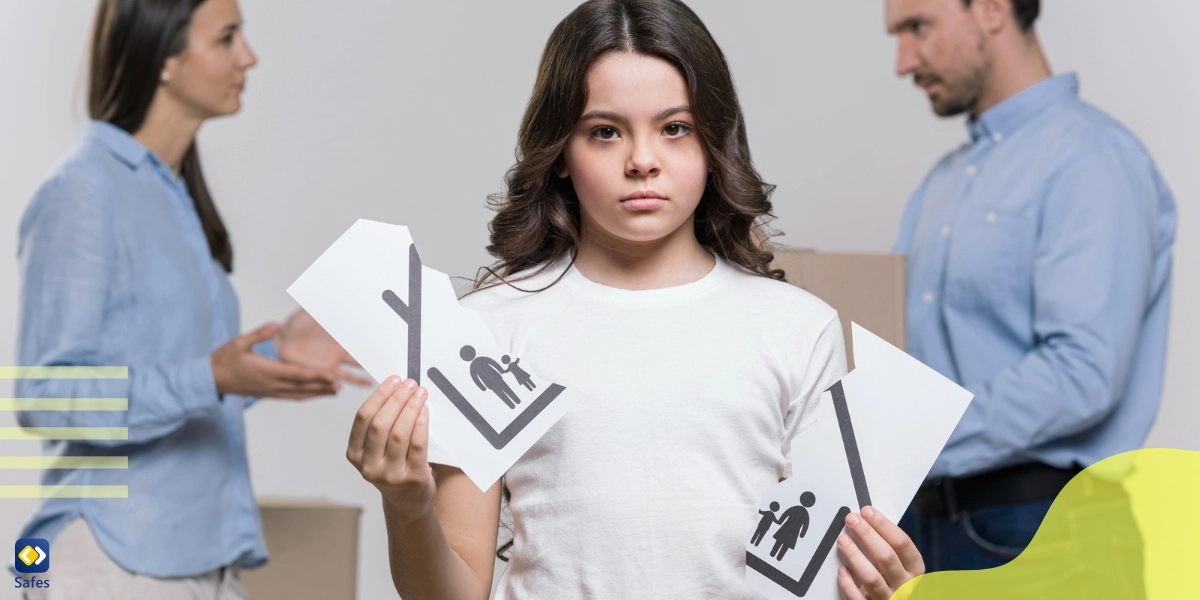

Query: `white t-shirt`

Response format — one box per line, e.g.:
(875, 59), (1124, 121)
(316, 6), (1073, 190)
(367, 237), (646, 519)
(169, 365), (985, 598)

(459, 254), (848, 599)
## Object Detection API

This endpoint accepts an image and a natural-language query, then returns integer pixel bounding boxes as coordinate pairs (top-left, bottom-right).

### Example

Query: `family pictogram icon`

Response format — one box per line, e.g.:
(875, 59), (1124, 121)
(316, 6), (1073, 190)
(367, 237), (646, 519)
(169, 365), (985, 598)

(459, 345), (537, 409)
(752, 491), (818, 561)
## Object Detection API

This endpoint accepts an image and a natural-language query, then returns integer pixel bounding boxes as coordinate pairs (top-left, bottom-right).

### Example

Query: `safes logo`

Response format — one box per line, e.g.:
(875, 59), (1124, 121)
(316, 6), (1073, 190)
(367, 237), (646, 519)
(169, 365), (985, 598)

(14, 538), (51, 591)
(14, 539), (48, 573)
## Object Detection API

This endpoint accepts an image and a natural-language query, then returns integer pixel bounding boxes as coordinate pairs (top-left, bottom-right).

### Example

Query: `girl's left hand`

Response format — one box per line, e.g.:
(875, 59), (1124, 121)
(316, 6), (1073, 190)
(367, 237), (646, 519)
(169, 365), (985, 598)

(836, 506), (925, 600)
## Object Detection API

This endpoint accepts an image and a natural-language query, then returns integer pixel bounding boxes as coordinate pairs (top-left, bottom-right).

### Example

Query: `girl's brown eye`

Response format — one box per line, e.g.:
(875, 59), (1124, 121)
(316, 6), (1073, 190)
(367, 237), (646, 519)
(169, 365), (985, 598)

(595, 127), (617, 139)
(663, 123), (689, 138)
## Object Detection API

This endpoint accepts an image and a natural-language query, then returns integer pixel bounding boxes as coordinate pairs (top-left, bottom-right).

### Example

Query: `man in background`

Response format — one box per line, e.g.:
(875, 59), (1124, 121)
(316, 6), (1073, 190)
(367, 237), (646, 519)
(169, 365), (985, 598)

(886, 0), (1177, 576)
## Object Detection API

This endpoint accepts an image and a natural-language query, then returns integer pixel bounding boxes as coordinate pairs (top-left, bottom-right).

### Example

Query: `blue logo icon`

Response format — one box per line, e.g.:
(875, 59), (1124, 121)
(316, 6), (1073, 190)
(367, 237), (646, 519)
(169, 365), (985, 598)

(15, 539), (49, 574)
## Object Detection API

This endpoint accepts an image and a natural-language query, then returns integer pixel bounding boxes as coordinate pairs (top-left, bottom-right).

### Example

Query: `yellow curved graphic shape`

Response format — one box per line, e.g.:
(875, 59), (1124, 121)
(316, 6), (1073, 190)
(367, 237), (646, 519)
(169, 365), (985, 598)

(893, 448), (1200, 599)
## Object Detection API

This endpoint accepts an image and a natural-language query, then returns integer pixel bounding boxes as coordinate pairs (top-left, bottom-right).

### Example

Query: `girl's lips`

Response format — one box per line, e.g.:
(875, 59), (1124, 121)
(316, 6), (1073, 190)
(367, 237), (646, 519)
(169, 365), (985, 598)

(621, 197), (665, 210)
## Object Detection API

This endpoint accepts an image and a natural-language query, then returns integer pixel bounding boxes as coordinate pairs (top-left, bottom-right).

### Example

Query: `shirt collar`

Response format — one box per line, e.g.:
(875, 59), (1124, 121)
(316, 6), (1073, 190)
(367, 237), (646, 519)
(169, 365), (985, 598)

(967, 73), (1079, 143)
(86, 120), (151, 168)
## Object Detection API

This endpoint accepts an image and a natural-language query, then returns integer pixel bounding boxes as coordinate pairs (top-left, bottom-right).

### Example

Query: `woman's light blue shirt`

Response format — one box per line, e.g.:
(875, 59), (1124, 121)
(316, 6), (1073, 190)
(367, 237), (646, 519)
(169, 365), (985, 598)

(13, 121), (272, 577)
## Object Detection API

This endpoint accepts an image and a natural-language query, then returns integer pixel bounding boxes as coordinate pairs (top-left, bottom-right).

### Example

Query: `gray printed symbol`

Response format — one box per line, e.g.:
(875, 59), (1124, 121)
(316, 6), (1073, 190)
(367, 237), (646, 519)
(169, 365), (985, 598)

(746, 381), (867, 597)
(502, 356), (536, 392)
(755, 491), (818, 561)
(381, 243), (566, 451)
(461, 346), (522, 409)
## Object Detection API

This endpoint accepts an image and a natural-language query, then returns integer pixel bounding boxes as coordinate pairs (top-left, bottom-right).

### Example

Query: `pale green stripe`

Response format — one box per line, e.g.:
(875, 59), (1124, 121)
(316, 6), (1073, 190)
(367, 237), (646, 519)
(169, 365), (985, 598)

(0, 366), (128, 379)
(0, 485), (127, 499)
(0, 398), (128, 411)
(0, 456), (127, 469)
(0, 427), (128, 441)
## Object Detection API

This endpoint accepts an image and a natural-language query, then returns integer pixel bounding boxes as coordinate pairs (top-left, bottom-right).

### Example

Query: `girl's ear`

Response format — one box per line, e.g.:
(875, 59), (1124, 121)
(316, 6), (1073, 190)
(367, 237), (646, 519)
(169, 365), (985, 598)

(554, 157), (569, 179)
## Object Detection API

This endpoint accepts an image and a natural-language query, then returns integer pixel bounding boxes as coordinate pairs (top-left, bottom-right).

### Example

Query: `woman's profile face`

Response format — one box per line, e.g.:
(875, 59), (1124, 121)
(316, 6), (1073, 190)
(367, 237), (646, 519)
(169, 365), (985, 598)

(559, 51), (709, 249)
(161, 0), (257, 120)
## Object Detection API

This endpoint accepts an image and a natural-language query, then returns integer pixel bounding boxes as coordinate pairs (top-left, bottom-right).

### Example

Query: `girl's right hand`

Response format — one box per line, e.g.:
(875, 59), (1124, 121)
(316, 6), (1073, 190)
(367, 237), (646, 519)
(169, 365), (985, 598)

(346, 376), (436, 519)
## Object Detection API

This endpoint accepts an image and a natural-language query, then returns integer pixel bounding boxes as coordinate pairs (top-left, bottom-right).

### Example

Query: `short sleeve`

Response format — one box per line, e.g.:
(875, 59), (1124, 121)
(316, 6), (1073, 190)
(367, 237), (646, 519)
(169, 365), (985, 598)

(780, 314), (849, 478)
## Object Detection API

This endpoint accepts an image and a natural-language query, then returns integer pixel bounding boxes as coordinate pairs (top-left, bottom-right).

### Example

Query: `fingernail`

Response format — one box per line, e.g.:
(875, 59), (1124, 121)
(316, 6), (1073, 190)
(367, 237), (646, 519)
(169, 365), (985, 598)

(401, 379), (417, 392)
(384, 375), (400, 387)
(846, 513), (861, 526)
(414, 386), (428, 399)
(862, 506), (876, 519)
(838, 534), (850, 547)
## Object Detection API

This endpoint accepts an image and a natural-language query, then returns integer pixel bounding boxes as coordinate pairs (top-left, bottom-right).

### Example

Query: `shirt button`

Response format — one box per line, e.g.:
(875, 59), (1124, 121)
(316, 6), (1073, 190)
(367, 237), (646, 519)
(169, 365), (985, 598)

(966, 165), (978, 176)
(941, 225), (952, 236)
(987, 212), (998, 223)
(993, 132), (1004, 142)
(922, 292), (935, 303)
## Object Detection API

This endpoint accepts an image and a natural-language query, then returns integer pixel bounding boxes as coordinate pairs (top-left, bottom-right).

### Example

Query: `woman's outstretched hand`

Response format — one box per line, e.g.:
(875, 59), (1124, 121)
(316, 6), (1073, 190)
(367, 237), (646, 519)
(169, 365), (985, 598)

(346, 376), (437, 520)
(211, 323), (341, 398)
(837, 506), (925, 600)
(276, 309), (372, 386)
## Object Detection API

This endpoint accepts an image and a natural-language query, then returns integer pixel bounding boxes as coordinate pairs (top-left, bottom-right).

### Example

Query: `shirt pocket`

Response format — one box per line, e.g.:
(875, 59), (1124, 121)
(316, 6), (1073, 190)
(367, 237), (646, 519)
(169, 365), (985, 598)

(944, 209), (1033, 310)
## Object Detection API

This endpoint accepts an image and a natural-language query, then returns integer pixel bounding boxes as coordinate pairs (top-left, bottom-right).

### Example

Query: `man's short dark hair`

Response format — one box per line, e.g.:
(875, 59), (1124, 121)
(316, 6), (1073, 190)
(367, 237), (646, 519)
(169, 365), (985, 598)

(962, 0), (1040, 32)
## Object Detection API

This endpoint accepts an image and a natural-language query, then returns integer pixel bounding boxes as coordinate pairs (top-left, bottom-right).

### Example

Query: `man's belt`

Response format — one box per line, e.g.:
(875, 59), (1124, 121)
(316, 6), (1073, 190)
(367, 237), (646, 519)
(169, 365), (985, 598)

(914, 462), (1085, 516)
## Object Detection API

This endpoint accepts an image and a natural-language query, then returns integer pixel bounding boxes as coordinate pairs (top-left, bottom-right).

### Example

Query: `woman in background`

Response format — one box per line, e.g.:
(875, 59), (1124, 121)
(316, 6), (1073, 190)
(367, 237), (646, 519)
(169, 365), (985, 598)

(15, 0), (364, 597)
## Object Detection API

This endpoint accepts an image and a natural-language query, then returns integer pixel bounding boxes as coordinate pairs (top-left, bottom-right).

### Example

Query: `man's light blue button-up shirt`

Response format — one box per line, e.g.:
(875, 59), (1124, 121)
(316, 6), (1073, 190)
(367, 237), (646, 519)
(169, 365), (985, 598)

(13, 121), (272, 577)
(895, 74), (1177, 478)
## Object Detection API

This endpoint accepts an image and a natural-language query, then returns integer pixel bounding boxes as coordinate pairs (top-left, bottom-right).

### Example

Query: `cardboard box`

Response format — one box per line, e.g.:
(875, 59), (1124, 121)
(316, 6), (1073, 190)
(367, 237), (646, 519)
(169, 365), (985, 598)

(770, 248), (906, 370)
(242, 497), (362, 600)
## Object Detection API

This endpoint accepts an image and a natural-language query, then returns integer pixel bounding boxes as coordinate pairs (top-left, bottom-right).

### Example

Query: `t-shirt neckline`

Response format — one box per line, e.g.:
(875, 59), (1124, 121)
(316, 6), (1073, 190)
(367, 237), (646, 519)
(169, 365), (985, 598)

(559, 253), (736, 306)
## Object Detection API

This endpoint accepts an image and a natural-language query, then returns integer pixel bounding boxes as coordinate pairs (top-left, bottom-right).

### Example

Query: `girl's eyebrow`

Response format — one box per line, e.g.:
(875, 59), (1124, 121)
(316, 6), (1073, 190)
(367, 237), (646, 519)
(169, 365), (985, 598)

(653, 105), (691, 121)
(578, 105), (692, 125)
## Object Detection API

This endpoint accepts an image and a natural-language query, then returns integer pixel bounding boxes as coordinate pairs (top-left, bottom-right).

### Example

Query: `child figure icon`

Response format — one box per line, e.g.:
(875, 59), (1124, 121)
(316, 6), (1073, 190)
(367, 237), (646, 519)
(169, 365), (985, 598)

(502, 355), (536, 392)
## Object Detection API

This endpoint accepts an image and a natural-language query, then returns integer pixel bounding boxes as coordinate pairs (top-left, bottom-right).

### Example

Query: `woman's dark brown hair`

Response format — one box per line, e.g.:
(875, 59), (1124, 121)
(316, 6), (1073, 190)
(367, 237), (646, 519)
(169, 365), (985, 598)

(88, 0), (234, 272)
(477, 0), (782, 291)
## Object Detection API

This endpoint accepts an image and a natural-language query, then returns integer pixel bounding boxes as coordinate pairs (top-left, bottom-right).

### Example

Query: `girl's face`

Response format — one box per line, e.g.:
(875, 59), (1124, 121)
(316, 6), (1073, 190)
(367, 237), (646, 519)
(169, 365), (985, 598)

(558, 52), (709, 249)
(161, 0), (257, 120)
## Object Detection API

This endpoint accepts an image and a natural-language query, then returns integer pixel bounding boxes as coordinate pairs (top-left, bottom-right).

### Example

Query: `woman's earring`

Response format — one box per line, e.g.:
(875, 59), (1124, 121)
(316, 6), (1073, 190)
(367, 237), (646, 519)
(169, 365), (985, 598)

(160, 71), (170, 84)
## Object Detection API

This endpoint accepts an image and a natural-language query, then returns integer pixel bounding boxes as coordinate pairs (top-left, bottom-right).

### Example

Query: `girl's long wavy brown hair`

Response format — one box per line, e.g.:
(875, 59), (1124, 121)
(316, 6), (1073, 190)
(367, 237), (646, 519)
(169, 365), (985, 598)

(475, 0), (782, 292)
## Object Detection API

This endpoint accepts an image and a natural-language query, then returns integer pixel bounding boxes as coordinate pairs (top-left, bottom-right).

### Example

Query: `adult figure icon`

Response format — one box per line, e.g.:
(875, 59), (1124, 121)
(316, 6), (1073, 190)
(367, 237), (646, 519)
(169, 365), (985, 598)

(461, 345), (522, 409)
(770, 492), (817, 561)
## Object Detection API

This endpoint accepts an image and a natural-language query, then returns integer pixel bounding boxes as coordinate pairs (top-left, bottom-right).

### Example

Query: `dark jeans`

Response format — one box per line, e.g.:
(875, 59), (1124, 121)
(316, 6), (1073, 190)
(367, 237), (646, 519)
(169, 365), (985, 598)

(899, 498), (1055, 572)
(899, 476), (1146, 597)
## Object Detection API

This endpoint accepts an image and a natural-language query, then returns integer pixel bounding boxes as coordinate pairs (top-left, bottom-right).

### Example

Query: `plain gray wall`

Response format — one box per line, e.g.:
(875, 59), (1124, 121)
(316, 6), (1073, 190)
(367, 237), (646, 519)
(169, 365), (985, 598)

(1, 1), (1196, 599)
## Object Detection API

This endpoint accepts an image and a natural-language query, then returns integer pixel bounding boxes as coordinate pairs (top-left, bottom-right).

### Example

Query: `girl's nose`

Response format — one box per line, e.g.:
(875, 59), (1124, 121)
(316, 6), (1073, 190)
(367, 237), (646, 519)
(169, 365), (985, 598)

(627, 140), (662, 177)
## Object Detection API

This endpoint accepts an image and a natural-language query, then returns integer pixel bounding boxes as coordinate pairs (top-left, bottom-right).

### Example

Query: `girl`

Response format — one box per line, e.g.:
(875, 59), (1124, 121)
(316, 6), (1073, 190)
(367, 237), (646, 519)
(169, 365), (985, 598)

(347, 1), (924, 598)
(15, 0), (364, 597)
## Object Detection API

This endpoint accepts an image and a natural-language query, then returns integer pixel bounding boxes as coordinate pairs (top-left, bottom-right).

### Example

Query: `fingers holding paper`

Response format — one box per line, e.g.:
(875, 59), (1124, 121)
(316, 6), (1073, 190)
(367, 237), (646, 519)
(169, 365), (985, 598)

(836, 506), (924, 600)
(347, 376), (436, 518)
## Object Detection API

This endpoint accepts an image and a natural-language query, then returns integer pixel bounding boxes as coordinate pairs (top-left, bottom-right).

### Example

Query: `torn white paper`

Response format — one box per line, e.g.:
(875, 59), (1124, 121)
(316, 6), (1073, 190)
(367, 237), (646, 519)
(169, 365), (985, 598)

(287, 219), (581, 490)
(746, 323), (973, 599)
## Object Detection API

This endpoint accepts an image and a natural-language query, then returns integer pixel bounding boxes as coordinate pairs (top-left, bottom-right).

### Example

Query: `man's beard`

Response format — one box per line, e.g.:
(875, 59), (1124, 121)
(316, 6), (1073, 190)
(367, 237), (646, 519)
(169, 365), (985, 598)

(920, 34), (992, 117)
(930, 68), (987, 117)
